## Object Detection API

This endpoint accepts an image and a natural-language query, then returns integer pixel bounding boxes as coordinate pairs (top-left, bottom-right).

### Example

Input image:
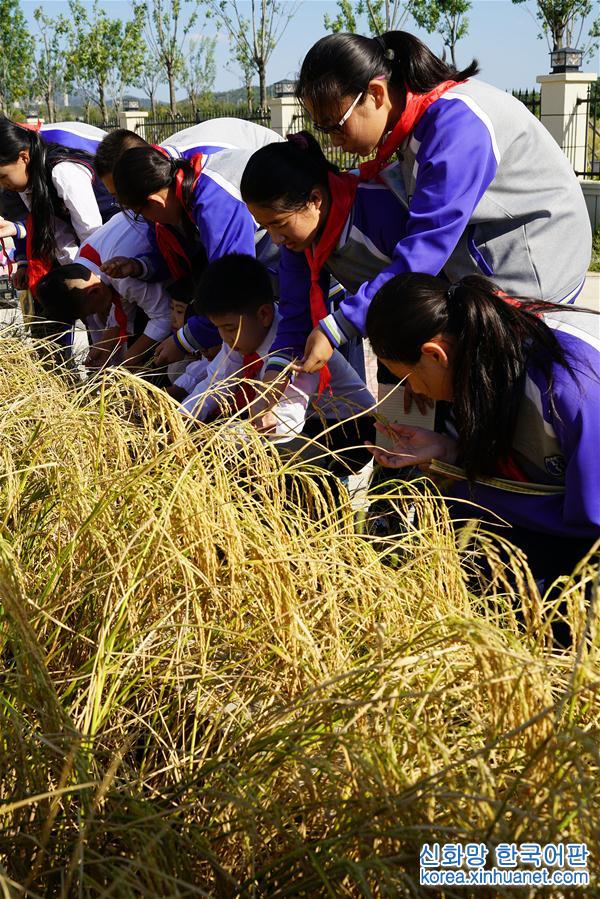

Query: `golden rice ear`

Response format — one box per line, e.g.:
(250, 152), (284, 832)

(0, 329), (596, 895)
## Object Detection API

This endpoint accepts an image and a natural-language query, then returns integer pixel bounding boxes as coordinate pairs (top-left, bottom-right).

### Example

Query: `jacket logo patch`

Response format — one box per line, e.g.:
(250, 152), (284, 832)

(545, 454), (566, 478)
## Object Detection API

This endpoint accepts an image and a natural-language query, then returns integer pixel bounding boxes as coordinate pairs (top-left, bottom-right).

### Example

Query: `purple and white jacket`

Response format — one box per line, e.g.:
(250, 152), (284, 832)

(445, 308), (600, 538)
(318, 79), (592, 349)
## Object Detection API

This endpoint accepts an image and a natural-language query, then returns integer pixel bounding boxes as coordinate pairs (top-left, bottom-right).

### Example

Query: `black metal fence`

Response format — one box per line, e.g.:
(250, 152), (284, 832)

(573, 83), (600, 179)
(286, 111), (370, 170)
(133, 106), (271, 144)
(511, 89), (541, 119)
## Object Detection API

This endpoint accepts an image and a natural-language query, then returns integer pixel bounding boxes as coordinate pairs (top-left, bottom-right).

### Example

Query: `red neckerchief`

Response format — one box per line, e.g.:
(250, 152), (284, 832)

(306, 81), (462, 390)
(232, 352), (263, 411)
(109, 286), (129, 344)
(25, 214), (53, 296)
(496, 454), (529, 482)
(358, 80), (461, 182)
(78, 242), (128, 344)
(154, 153), (203, 280)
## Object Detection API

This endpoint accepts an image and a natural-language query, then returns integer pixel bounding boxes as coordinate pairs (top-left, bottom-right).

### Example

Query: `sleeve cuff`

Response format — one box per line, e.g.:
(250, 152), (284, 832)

(14, 222), (27, 240)
(144, 319), (173, 342)
(136, 255), (152, 280)
(174, 324), (201, 354)
(264, 351), (295, 374)
(319, 309), (359, 348)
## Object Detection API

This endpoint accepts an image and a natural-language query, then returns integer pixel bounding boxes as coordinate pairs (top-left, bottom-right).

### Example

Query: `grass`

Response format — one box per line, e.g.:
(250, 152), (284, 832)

(0, 332), (598, 897)
(590, 228), (600, 272)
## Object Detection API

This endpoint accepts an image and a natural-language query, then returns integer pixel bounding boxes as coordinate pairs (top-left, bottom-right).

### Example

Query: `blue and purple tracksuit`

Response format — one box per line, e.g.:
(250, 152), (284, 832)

(160, 117), (284, 159)
(445, 308), (600, 539)
(318, 79), (592, 349)
(135, 148), (278, 352)
(265, 181), (409, 372)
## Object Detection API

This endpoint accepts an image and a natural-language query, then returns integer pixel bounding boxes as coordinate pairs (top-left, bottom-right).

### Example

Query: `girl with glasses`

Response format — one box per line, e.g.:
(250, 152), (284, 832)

(293, 31), (591, 376)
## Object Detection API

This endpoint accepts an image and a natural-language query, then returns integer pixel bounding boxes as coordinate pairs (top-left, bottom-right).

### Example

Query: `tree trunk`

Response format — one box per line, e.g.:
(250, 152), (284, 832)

(167, 64), (177, 116)
(150, 89), (157, 119)
(258, 60), (266, 113)
(98, 81), (108, 124)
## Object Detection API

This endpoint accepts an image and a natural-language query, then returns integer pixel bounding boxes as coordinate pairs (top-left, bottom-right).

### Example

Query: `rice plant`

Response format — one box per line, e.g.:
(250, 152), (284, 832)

(0, 333), (598, 898)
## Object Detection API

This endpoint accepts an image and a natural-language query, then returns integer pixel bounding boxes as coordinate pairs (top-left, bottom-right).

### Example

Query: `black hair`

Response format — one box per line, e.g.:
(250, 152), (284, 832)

(297, 31), (479, 122)
(193, 253), (273, 317)
(241, 130), (338, 213)
(366, 273), (577, 479)
(35, 263), (94, 325)
(113, 146), (196, 211)
(0, 117), (57, 260)
(95, 128), (147, 177)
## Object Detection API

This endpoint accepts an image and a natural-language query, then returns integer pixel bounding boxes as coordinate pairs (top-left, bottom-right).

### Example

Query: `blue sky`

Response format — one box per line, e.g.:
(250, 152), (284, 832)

(22, 0), (600, 100)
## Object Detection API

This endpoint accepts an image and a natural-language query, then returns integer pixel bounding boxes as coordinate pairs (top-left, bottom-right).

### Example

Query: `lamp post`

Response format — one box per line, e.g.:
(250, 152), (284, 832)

(550, 47), (583, 74)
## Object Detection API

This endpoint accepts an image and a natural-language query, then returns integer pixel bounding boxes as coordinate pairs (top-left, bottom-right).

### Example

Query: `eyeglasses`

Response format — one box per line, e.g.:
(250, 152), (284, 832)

(312, 92), (364, 136)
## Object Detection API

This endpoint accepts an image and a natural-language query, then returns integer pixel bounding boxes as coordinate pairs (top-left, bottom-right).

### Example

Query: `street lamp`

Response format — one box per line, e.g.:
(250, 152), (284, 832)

(273, 79), (297, 98)
(550, 47), (583, 73)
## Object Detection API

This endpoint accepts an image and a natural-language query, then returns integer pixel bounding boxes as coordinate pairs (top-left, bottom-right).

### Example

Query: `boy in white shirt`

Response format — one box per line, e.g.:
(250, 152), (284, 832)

(179, 254), (375, 474)
(36, 213), (171, 370)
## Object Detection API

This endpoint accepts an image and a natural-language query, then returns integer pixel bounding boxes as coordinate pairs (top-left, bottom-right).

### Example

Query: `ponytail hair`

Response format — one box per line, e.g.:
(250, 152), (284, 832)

(297, 31), (479, 121)
(0, 116), (56, 260)
(366, 273), (575, 479)
(240, 130), (338, 213)
(112, 146), (196, 211)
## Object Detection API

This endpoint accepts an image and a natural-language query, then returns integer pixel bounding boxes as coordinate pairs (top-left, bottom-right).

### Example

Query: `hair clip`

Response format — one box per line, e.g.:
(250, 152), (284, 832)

(384, 48), (395, 61)
(446, 283), (459, 301)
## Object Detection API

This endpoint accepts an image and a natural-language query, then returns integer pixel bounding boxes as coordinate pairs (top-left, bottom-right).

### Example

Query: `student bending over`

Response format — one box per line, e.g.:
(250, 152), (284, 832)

(179, 253), (375, 475)
(36, 213), (172, 371)
(365, 273), (600, 587)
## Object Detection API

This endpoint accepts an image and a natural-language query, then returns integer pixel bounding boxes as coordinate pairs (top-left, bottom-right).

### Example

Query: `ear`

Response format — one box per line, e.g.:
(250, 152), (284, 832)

(147, 192), (168, 209)
(18, 149), (30, 165)
(366, 78), (389, 110)
(421, 338), (450, 368)
(308, 186), (326, 211)
(257, 302), (274, 327)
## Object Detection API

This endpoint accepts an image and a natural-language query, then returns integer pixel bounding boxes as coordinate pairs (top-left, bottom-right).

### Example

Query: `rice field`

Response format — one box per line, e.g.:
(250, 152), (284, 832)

(0, 330), (598, 897)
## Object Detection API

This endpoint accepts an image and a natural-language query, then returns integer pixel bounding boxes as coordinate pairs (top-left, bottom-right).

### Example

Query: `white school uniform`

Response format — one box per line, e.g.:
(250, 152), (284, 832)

(19, 162), (103, 265)
(161, 117), (284, 157)
(179, 311), (374, 441)
(76, 212), (171, 342)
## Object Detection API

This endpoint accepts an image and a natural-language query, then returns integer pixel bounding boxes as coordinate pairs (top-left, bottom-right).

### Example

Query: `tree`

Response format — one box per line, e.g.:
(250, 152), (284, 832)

(206, 0), (299, 112)
(511, 0), (599, 56)
(145, 0), (200, 116)
(181, 35), (217, 118)
(31, 7), (70, 123)
(412, 0), (472, 67)
(0, 0), (34, 115)
(140, 49), (163, 118)
(324, 0), (412, 35)
(67, 0), (146, 122)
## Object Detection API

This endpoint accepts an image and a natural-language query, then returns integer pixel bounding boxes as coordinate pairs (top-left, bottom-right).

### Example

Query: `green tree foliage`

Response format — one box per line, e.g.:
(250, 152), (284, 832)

(511, 0), (599, 56)
(31, 7), (71, 123)
(206, 0), (299, 112)
(324, 0), (412, 35)
(181, 35), (217, 118)
(66, 0), (146, 123)
(0, 0), (34, 116)
(145, 0), (200, 116)
(140, 50), (163, 119)
(412, 0), (472, 67)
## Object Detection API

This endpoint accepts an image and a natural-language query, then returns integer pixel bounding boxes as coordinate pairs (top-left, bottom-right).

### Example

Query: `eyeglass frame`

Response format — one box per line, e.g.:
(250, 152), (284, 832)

(311, 91), (364, 136)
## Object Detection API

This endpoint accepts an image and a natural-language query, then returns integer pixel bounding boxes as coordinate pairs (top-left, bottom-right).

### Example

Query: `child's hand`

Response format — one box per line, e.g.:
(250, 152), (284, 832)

(100, 256), (143, 278)
(153, 337), (186, 366)
(254, 410), (278, 435)
(0, 218), (17, 239)
(165, 384), (188, 401)
(11, 266), (28, 291)
(366, 422), (458, 470)
(85, 345), (110, 370)
(298, 327), (334, 373)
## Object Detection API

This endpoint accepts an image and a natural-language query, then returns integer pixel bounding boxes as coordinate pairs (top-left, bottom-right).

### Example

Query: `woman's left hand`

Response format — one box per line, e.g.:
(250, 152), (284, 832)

(296, 327), (334, 373)
(366, 422), (458, 470)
